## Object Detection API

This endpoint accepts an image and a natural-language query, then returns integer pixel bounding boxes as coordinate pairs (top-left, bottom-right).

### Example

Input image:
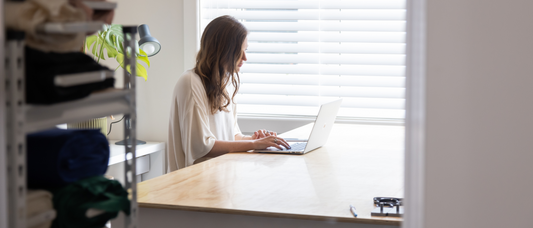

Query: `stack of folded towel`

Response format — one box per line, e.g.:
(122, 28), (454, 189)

(27, 129), (110, 188)
(4, 0), (114, 53)
(27, 190), (56, 228)
(25, 46), (115, 104)
(27, 129), (130, 228)
(5, 0), (116, 105)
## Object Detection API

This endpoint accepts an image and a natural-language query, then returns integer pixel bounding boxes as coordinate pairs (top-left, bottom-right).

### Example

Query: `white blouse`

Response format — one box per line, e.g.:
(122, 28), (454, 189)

(167, 69), (241, 171)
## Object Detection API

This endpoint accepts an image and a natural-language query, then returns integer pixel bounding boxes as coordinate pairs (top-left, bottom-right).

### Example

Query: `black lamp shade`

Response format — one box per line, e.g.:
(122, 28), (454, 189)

(138, 24), (161, 57)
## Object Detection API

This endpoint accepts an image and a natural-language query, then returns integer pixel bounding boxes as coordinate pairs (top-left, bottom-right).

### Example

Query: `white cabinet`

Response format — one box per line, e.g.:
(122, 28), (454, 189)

(106, 141), (166, 185)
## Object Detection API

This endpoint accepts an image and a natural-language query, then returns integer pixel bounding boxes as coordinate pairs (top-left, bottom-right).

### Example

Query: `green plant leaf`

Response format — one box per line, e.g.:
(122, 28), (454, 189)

(86, 24), (152, 80)
(137, 49), (151, 67)
(104, 41), (118, 58)
(86, 35), (97, 50)
(116, 53), (148, 80)
(135, 63), (148, 81)
(116, 52), (125, 69)
(91, 39), (99, 57)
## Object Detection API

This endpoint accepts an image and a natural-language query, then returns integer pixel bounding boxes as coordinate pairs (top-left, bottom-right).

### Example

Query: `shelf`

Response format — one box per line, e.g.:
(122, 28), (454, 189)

(37, 21), (104, 34)
(4, 22), (139, 228)
(25, 89), (132, 134)
(83, 1), (117, 10)
(54, 70), (114, 87)
(108, 141), (165, 166)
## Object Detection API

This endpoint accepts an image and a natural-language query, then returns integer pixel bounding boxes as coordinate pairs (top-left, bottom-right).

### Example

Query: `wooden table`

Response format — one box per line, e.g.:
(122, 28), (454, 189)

(136, 123), (404, 228)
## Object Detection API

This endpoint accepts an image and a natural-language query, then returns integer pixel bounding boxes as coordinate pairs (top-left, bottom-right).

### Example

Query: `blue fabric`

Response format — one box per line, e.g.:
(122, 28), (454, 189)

(27, 129), (110, 188)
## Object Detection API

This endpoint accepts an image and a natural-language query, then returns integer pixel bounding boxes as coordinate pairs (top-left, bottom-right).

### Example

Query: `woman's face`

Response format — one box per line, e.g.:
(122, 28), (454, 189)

(236, 37), (248, 72)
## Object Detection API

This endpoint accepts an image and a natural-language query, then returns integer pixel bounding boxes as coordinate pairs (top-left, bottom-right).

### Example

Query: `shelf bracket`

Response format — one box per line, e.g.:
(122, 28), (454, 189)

(5, 31), (27, 228)
(122, 25), (138, 228)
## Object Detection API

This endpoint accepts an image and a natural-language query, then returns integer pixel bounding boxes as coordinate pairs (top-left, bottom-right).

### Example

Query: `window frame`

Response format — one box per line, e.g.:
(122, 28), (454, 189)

(197, 0), (408, 124)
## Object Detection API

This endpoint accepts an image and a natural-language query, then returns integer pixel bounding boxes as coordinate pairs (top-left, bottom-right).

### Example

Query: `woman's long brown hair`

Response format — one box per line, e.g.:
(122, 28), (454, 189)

(195, 15), (248, 114)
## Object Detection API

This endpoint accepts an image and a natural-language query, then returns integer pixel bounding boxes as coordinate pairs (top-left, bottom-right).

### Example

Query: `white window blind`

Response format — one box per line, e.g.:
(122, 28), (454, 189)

(200, 0), (406, 123)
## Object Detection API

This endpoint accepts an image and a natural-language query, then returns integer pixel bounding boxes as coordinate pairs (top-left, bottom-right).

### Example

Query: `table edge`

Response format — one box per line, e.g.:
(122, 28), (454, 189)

(138, 202), (402, 226)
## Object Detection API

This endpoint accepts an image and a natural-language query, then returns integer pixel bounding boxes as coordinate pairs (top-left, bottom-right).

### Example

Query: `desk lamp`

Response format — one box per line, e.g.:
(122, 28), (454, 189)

(115, 24), (161, 145)
(138, 24), (161, 57)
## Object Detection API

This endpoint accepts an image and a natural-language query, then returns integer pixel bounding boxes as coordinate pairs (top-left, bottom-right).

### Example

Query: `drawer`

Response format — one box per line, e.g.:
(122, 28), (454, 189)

(136, 154), (150, 175)
(106, 154), (150, 184)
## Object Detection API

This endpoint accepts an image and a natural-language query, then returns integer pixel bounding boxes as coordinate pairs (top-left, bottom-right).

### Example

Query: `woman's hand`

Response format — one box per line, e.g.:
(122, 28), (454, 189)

(252, 136), (291, 150)
(251, 129), (277, 139)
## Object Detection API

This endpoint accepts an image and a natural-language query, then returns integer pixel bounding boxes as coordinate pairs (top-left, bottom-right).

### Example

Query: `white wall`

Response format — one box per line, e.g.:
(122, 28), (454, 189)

(424, 0), (533, 227)
(105, 0), (184, 143)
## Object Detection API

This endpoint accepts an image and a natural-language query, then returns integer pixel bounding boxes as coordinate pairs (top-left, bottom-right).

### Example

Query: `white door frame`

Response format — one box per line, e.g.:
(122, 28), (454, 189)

(403, 0), (426, 227)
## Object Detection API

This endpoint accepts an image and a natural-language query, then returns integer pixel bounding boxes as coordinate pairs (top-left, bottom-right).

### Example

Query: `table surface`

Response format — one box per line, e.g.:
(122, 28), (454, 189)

(137, 123), (404, 226)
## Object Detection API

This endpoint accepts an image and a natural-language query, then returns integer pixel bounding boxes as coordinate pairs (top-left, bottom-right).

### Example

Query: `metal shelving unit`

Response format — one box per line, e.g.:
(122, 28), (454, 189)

(0, 0), (6, 226)
(2, 1), (138, 227)
(5, 29), (27, 228)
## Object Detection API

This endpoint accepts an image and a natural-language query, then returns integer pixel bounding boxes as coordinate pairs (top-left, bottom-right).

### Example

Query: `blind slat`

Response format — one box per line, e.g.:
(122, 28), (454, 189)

(203, 9), (405, 20)
(240, 74), (320, 85)
(239, 84), (320, 96)
(239, 84), (405, 98)
(240, 74), (405, 87)
(247, 32), (405, 43)
(321, 65), (405, 76)
(247, 43), (405, 54)
(321, 32), (406, 43)
(243, 21), (405, 32)
(240, 64), (319, 75)
(241, 64), (405, 76)
(202, 0), (405, 9)
(321, 0), (405, 9)
(319, 75), (405, 87)
(247, 53), (404, 65)
(320, 86), (405, 98)
(237, 104), (405, 119)
(236, 94), (404, 109)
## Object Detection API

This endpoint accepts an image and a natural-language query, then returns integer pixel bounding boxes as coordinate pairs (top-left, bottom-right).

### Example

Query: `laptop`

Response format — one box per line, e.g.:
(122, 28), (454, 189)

(254, 99), (342, 154)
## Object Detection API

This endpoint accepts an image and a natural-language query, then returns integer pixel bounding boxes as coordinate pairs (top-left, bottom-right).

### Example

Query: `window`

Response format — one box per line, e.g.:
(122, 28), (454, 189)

(200, 0), (406, 123)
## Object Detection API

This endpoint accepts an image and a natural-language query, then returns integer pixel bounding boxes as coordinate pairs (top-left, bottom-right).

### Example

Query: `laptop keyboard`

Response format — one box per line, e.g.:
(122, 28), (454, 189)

(282, 142), (306, 151)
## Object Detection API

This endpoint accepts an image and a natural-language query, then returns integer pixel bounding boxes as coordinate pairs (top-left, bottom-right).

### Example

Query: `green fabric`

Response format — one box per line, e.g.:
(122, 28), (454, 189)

(50, 176), (130, 228)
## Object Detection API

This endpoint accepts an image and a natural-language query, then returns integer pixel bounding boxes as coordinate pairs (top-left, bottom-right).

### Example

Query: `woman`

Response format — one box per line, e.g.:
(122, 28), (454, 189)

(167, 15), (290, 171)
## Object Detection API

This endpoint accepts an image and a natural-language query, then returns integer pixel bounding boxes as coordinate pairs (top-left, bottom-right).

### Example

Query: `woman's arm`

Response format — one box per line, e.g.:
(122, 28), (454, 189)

(234, 133), (253, 141)
(234, 129), (278, 141)
(204, 136), (290, 157)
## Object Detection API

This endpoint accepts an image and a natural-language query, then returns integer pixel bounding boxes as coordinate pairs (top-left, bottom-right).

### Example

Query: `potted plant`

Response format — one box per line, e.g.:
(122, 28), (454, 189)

(84, 24), (151, 80)
(69, 24), (155, 137)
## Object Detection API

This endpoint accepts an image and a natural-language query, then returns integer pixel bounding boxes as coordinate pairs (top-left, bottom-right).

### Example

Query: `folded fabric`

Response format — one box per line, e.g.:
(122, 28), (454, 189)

(27, 128), (110, 188)
(70, 0), (115, 25)
(50, 176), (130, 228)
(4, 0), (87, 52)
(25, 46), (115, 104)
(27, 190), (56, 228)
